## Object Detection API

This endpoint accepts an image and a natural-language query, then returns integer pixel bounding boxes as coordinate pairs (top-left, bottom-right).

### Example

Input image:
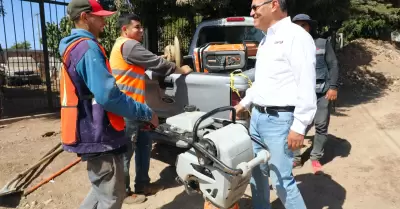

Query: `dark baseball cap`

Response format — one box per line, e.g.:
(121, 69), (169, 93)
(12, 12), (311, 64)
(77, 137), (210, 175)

(67, 0), (117, 20)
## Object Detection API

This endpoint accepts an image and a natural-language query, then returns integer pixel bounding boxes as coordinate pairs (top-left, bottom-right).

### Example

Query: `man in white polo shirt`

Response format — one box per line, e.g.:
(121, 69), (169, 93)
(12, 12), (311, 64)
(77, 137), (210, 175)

(232, 0), (317, 208)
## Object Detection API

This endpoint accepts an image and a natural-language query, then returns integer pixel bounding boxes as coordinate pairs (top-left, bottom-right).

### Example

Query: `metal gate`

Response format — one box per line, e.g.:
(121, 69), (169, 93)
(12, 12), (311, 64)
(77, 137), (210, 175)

(0, 0), (67, 119)
(0, 0), (202, 119)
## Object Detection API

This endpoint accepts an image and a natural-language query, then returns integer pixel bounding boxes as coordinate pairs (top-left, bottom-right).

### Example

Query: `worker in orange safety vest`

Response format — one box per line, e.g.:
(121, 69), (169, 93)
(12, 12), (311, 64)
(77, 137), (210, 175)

(109, 13), (192, 204)
(59, 0), (158, 208)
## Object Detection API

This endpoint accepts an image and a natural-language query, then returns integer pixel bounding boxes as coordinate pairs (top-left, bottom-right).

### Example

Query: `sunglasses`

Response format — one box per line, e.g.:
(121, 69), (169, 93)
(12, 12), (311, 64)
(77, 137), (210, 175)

(251, 0), (273, 11)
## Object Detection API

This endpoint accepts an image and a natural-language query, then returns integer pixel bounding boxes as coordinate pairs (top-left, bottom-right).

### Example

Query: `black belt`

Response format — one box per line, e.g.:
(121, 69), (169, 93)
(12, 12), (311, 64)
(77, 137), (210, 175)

(254, 104), (295, 113)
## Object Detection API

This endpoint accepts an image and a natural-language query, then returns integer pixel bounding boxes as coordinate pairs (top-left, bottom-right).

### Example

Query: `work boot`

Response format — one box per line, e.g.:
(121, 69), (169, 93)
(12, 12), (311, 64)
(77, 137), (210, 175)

(123, 192), (146, 204)
(311, 160), (323, 175)
(137, 183), (165, 196)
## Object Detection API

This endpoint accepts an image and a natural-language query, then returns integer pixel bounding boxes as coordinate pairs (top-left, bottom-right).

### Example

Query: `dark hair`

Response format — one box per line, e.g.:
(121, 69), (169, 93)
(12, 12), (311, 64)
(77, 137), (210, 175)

(117, 13), (141, 29)
(278, 0), (288, 12)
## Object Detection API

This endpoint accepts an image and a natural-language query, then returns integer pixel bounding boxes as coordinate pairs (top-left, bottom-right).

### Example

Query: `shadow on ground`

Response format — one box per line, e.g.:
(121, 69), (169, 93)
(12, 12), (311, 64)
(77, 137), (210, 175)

(299, 134), (351, 166)
(333, 40), (394, 116)
(150, 143), (188, 191)
(152, 165), (182, 190)
(151, 143), (188, 166)
(0, 191), (23, 208)
(272, 173), (346, 209)
(156, 191), (253, 209)
(157, 173), (346, 209)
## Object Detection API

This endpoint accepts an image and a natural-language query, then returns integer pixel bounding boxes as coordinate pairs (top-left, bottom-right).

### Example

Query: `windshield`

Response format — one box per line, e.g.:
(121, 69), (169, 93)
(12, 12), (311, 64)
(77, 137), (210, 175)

(197, 26), (264, 47)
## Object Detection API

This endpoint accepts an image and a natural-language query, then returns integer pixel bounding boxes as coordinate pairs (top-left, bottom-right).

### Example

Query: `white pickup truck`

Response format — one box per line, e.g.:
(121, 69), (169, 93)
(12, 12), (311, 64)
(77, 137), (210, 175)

(145, 16), (264, 148)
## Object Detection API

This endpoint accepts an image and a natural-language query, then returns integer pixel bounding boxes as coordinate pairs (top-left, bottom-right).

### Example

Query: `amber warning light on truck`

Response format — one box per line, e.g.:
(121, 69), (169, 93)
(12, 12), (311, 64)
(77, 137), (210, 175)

(226, 17), (245, 22)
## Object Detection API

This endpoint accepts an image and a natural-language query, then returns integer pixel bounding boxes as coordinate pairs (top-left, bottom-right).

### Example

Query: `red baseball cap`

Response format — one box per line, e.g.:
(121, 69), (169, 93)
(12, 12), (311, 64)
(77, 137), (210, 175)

(67, 0), (116, 20)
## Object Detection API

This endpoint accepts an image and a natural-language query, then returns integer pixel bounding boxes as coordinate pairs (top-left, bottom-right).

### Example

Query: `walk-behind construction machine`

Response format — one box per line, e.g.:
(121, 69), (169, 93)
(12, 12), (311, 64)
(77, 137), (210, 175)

(150, 106), (270, 209)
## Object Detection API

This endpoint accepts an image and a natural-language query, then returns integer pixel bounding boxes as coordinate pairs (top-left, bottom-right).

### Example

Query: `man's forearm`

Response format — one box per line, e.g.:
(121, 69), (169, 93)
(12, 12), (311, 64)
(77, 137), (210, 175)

(122, 40), (176, 76)
(328, 59), (339, 89)
(325, 41), (339, 89)
(239, 85), (255, 109)
(100, 86), (153, 121)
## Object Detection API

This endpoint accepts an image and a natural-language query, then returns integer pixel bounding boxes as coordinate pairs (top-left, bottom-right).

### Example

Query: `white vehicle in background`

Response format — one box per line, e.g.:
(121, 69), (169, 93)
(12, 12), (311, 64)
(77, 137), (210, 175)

(146, 16), (264, 148)
(4, 56), (42, 86)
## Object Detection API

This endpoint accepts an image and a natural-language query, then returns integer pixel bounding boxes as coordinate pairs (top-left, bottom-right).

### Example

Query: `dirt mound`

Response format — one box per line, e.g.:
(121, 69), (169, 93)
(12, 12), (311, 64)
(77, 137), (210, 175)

(335, 38), (400, 108)
(337, 38), (400, 92)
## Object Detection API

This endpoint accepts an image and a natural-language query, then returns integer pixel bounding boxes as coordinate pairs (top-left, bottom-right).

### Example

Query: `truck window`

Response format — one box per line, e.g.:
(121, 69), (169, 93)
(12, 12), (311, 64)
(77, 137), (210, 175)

(197, 26), (264, 47)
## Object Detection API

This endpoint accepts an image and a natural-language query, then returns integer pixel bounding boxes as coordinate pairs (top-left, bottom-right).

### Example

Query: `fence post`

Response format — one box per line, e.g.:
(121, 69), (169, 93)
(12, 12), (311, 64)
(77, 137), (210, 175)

(38, 0), (53, 110)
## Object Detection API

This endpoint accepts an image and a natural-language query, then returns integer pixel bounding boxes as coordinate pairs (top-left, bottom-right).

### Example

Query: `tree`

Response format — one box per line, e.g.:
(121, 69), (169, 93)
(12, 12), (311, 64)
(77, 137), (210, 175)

(44, 17), (73, 59)
(284, 0), (400, 43)
(338, 0), (400, 42)
(288, 0), (351, 28)
(176, 0), (250, 19)
(10, 41), (31, 50)
(44, 0), (399, 58)
(44, 3), (123, 59)
(0, 0), (5, 17)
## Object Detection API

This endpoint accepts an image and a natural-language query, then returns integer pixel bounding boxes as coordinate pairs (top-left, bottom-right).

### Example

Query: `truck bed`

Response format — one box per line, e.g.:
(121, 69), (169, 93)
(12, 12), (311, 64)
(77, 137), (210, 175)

(145, 68), (255, 120)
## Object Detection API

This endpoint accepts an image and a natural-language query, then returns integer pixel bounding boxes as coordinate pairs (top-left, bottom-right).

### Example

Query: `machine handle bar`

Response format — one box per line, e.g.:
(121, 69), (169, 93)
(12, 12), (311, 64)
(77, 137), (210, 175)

(191, 135), (269, 176)
(191, 106), (272, 176)
(192, 143), (244, 175)
(192, 106), (236, 143)
(141, 106), (269, 176)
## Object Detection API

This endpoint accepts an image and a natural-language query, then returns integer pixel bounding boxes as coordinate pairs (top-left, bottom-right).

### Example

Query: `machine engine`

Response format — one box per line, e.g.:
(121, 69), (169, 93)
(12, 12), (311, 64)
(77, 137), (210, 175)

(193, 42), (258, 73)
(176, 123), (254, 208)
(154, 106), (270, 209)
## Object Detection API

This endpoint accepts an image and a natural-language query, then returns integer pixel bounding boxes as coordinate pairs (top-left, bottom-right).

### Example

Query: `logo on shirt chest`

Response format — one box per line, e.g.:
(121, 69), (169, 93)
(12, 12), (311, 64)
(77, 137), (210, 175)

(274, 40), (283, 44)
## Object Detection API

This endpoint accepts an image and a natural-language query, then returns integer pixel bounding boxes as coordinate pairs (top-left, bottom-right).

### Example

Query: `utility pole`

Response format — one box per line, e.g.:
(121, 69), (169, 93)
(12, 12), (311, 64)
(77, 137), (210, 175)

(35, 13), (42, 50)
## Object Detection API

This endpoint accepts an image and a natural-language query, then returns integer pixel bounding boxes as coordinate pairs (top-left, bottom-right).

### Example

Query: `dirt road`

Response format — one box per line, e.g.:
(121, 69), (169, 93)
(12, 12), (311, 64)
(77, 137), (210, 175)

(1, 39), (400, 209)
(1, 88), (399, 209)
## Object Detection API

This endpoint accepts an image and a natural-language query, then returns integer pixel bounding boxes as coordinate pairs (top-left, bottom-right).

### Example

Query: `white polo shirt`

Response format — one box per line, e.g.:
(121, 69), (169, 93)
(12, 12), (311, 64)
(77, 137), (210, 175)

(240, 16), (317, 135)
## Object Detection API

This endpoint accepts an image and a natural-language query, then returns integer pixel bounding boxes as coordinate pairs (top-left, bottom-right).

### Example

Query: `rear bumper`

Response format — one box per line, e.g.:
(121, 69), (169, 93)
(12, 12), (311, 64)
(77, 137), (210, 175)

(6, 75), (42, 86)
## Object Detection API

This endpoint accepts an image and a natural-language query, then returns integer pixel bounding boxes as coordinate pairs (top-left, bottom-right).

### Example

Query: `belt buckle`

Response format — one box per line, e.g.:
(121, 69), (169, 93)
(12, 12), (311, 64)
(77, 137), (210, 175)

(265, 107), (278, 115)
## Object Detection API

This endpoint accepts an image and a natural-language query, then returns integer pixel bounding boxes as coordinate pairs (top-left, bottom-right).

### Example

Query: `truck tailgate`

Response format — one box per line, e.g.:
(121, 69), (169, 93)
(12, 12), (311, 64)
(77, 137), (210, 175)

(145, 68), (255, 120)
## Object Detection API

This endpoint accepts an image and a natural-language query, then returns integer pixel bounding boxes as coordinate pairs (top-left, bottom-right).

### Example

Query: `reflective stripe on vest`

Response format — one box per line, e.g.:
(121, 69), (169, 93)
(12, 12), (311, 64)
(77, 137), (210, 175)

(60, 38), (125, 145)
(110, 37), (146, 104)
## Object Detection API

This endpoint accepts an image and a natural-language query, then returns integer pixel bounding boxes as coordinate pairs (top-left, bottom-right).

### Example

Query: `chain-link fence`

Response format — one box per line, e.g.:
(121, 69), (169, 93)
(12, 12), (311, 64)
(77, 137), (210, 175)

(0, 0), (202, 119)
(0, 0), (67, 119)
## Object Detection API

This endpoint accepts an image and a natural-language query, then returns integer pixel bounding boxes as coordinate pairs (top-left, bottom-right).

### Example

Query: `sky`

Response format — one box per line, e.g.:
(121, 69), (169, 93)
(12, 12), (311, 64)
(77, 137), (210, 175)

(0, 0), (70, 50)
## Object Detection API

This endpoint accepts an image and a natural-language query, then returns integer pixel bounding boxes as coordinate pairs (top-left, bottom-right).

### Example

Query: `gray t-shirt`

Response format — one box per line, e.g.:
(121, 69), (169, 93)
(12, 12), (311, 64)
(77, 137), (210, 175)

(121, 39), (176, 76)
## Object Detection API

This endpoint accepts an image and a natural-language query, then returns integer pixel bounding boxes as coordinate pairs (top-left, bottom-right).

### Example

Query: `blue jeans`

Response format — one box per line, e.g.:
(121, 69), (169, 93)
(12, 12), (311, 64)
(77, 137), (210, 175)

(249, 107), (306, 209)
(123, 118), (152, 194)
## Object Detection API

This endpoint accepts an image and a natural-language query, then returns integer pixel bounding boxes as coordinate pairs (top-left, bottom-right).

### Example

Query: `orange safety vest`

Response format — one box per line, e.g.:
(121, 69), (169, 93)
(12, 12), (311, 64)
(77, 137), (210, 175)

(110, 37), (146, 104)
(60, 38), (125, 145)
